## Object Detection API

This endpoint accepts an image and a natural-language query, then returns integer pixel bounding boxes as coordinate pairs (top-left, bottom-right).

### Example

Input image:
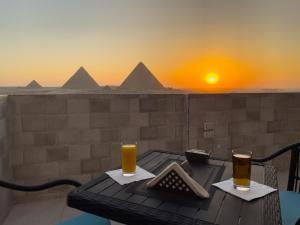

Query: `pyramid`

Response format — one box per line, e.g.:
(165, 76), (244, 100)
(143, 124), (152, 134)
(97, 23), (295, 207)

(62, 66), (99, 89)
(26, 80), (42, 89)
(119, 62), (165, 90)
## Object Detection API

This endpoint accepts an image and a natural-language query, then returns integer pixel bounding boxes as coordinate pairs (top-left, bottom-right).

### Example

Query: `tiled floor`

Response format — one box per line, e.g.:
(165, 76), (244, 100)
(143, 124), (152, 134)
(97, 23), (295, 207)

(2, 171), (289, 225)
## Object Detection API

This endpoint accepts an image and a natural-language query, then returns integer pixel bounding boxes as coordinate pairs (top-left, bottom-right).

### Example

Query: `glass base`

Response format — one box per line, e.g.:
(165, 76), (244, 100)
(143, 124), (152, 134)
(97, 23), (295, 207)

(234, 184), (250, 191)
(122, 172), (136, 177)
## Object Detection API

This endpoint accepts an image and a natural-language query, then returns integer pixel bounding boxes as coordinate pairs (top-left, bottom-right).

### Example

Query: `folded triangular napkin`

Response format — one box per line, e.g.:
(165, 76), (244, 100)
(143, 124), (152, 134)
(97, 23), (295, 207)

(147, 162), (209, 198)
(213, 178), (277, 201)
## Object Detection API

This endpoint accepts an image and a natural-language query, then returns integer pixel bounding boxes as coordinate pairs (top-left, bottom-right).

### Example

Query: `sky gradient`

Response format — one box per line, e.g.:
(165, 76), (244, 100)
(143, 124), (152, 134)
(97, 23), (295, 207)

(1, 0), (300, 91)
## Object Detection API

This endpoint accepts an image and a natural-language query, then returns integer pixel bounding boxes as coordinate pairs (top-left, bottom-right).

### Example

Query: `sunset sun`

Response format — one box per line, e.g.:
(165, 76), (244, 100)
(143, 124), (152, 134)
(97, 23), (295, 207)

(205, 72), (219, 85)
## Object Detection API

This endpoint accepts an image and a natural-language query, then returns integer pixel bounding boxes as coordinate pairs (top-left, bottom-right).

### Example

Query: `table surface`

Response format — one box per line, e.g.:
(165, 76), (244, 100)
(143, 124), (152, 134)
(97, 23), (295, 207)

(67, 150), (282, 225)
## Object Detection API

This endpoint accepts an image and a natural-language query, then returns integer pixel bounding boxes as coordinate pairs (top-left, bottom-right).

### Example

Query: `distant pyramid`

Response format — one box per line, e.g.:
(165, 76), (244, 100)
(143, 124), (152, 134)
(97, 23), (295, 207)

(26, 80), (42, 89)
(62, 66), (99, 89)
(119, 62), (165, 90)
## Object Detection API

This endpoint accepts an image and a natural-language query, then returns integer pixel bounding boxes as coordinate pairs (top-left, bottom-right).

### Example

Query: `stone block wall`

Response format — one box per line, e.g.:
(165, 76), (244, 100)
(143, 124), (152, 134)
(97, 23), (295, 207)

(0, 95), (12, 223)
(189, 93), (300, 169)
(7, 94), (187, 201)
(6, 93), (300, 201)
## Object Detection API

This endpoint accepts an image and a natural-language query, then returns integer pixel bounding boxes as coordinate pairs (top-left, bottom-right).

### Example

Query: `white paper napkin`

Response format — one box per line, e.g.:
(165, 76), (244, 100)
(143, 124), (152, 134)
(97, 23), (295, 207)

(212, 178), (277, 201)
(105, 166), (155, 185)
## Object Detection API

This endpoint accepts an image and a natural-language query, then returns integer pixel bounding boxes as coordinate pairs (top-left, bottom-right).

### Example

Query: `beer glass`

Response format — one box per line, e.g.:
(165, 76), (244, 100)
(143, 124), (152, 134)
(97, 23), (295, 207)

(121, 143), (137, 176)
(232, 150), (252, 191)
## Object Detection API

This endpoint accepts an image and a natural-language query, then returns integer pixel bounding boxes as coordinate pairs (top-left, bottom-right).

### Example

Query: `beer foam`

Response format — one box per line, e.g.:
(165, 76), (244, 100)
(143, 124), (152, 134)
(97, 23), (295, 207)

(233, 153), (250, 158)
(122, 144), (136, 148)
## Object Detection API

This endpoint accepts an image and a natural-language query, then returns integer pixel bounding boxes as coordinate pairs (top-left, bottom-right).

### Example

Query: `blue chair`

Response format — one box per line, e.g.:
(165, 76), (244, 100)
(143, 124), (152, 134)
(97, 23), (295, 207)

(252, 142), (300, 225)
(57, 213), (111, 225)
(279, 192), (300, 225)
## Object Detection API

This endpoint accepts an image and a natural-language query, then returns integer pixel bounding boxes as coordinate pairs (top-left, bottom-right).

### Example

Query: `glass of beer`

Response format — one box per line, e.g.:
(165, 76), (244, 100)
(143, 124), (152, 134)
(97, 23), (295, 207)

(121, 143), (137, 176)
(232, 150), (252, 191)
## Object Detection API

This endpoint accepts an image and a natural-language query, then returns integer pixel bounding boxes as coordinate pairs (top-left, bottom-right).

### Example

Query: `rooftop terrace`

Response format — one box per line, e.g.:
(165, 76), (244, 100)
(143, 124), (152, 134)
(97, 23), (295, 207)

(0, 92), (299, 224)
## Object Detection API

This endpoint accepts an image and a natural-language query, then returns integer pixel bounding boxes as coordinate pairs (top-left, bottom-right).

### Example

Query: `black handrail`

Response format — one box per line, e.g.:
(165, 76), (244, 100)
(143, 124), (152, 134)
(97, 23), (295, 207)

(0, 179), (81, 192)
(252, 142), (300, 192)
(251, 142), (300, 162)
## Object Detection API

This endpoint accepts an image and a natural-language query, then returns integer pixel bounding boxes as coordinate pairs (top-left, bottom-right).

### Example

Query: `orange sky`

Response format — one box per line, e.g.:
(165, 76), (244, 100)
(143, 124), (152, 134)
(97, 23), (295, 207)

(1, 0), (300, 91)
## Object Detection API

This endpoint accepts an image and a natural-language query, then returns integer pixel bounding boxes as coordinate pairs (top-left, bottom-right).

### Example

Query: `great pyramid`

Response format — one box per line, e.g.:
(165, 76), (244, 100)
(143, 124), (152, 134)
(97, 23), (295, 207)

(62, 66), (99, 89)
(26, 80), (42, 89)
(119, 62), (165, 90)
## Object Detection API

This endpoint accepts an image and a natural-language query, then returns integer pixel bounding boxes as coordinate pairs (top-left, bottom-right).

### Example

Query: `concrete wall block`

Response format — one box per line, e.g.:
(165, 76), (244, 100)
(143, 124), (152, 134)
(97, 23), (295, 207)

(20, 98), (46, 115)
(59, 161), (81, 176)
(267, 121), (282, 133)
(260, 109), (274, 121)
(230, 122), (267, 135)
(46, 97), (67, 114)
(167, 112), (186, 125)
(13, 133), (34, 147)
(175, 96), (186, 112)
(0, 119), (5, 138)
(90, 99), (110, 113)
(46, 115), (68, 131)
(129, 113), (149, 127)
(256, 133), (274, 146)
(232, 97), (246, 109)
(282, 120), (300, 131)
(189, 97), (216, 112)
(90, 113), (109, 128)
(189, 126), (199, 139)
(80, 129), (100, 143)
(148, 139), (167, 150)
(100, 157), (112, 171)
(34, 132), (57, 146)
(120, 127), (139, 141)
(139, 98), (159, 112)
(274, 109), (288, 120)
(189, 113), (205, 125)
(140, 127), (158, 140)
(100, 129), (121, 142)
(149, 112), (166, 126)
(14, 162), (59, 179)
(137, 141), (149, 155)
(68, 99), (90, 114)
(261, 96), (275, 108)
(47, 146), (68, 161)
(109, 113), (129, 127)
(68, 114), (90, 129)
(81, 158), (102, 173)
(230, 110), (247, 122)
(214, 123), (229, 137)
(111, 98), (129, 112)
(274, 132), (300, 145)
(246, 97), (261, 109)
(129, 98), (140, 112)
(58, 130), (81, 145)
(22, 115), (46, 132)
(246, 110), (260, 121)
(231, 135), (244, 148)
(91, 143), (110, 158)
(166, 140), (184, 153)
(9, 150), (24, 166)
(69, 145), (91, 160)
(205, 111), (230, 123)
(287, 108), (300, 121)
(196, 138), (214, 152)
(24, 148), (47, 164)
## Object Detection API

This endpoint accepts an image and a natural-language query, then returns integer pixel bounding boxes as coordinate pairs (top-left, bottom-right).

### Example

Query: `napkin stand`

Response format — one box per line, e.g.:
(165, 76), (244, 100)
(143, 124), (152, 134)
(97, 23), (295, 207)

(146, 162), (209, 199)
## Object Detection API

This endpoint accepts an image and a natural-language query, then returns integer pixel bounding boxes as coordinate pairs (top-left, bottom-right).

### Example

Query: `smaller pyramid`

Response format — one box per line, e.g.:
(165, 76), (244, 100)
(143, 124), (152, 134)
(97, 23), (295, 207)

(26, 80), (42, 89)
(119, 62), (165, 90)
(62, 66), (99, 89)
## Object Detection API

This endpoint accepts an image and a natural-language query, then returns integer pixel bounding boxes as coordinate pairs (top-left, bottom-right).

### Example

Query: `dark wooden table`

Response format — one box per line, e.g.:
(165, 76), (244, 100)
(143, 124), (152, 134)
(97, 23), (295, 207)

(67, 150), (282, 225)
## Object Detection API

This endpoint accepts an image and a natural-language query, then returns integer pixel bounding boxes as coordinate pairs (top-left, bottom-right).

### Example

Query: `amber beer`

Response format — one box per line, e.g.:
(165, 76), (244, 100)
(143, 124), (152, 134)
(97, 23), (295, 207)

(232, 150), (252, 191)
(121, 144), (137, 176)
